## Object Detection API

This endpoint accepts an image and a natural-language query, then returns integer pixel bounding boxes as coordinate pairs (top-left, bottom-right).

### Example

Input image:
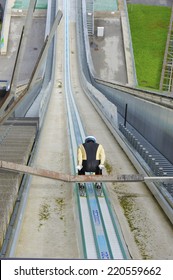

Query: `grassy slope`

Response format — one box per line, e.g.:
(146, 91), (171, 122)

(128, 4), (171, 89)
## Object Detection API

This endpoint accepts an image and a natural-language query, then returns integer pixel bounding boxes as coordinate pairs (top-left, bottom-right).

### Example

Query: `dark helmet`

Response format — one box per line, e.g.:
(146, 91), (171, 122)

(85, 135), (96, 143)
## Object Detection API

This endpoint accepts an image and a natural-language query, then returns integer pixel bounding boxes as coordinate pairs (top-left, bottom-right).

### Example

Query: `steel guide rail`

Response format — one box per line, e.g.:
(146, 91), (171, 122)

(86, 183), (113, 259)
(65, 0), (128, 259)
(64, 0), (95, 259)
(65, 0), (100, 259)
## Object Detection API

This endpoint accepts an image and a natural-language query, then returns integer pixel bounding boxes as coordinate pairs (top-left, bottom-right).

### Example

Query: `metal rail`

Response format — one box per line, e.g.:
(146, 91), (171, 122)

(95, 78), (173, 109)
(160, 3), (173, 92)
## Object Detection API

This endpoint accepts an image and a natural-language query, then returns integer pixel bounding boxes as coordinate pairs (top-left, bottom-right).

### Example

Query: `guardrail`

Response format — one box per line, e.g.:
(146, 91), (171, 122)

(159, 3), (173, 92)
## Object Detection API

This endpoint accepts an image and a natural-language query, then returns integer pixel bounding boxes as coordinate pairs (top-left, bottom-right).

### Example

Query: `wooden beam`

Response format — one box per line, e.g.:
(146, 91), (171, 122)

(1, 160), (173, 183)
(0, 160), (144, 182)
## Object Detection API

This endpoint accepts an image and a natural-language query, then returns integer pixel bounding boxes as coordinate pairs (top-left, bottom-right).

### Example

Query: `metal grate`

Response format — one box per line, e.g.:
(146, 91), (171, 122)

(86, 0), (94, 35)
(119, 123), (173, 199)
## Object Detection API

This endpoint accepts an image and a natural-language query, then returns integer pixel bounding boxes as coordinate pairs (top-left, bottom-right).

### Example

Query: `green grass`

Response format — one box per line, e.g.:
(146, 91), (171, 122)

(128, 4), (171, 89)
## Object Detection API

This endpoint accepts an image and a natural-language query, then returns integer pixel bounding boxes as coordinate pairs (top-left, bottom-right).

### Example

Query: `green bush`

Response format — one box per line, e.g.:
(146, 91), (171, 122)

(128, 4), (171, 89)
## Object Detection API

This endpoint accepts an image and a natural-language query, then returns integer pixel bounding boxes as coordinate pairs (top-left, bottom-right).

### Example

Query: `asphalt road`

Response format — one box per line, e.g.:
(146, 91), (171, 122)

(0, 15), (46, 83)
(127, 0), (172, 6)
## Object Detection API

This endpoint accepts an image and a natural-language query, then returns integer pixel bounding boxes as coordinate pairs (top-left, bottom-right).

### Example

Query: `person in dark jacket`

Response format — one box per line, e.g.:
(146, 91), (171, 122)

(76, 136), (105, 189)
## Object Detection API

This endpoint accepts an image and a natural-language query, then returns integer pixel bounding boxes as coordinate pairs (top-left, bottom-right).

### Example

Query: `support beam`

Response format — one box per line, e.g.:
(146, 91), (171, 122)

(1, 160), (173, 183)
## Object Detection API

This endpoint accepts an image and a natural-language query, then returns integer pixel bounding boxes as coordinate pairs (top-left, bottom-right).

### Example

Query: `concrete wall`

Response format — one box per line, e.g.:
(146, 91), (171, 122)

(95, 83), (173, 165)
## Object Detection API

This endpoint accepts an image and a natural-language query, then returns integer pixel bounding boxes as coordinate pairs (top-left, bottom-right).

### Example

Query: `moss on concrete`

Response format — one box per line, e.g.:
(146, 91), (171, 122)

(105, 160), (112, 174)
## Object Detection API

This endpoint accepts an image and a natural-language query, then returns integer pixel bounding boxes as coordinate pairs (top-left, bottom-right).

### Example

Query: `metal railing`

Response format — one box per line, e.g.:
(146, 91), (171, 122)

(160, 4), (173, 92)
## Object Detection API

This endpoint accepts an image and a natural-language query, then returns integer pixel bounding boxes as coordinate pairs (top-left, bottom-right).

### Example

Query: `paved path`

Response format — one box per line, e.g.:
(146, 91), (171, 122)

(90, 17), (128, 84)
(0, 11), (46, 83)
(90, 0), (136, 85)
(127, 0), (172, 7)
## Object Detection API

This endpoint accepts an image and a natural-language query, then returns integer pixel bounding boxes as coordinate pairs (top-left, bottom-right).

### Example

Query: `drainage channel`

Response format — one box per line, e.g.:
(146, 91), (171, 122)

(64, 0), (128, 259)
